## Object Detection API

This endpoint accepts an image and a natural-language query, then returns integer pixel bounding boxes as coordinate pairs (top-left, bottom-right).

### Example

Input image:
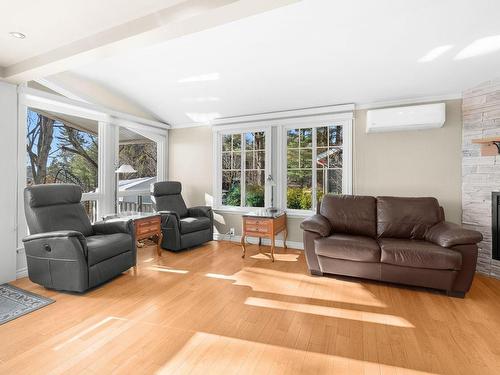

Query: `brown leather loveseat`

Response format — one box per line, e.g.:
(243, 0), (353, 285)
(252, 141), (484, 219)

(300, 195), (483, 297)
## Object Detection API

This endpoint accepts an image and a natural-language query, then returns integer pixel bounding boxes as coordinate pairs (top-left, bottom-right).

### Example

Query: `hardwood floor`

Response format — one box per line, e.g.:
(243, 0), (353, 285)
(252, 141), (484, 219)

(2, 241), (500, 375)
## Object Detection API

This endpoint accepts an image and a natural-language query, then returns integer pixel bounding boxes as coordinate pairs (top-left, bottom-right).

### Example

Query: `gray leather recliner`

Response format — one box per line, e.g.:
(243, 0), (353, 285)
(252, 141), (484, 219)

(23, 184), (136, 292)
(151, 181), (213, 252)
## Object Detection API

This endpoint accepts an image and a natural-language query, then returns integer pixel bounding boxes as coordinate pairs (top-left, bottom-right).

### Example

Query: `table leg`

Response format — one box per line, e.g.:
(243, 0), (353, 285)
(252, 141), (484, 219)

(283, 228), (288, 249)
(156, 232), (163, 257)
(258, 237), (262, 247)
(270, 234), (275, 262)
(241, 233), (246, 258)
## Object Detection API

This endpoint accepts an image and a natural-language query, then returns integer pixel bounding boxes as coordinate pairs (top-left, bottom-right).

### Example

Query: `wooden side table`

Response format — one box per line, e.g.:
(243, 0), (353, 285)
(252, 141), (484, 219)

(103, 213), (163, 272)
(134, 215), (163, 258)
(241, 210), (287, 262)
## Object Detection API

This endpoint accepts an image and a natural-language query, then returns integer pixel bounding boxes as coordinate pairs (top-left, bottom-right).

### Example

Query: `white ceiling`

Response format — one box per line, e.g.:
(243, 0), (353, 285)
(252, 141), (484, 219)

(56, 0), (500, 127)
(0, 0), (183, 66)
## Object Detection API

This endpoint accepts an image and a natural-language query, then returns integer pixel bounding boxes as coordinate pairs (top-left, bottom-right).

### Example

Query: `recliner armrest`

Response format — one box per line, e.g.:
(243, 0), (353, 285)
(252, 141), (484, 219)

(188, 206), (212, 218)
(23, 230), (86, 242)
(300, 214), (331, 237)
(23, 230), (88, 257)
(425, 221), (483, 248)
(158, 211), (181, 228)
(92, 219), (133, 235)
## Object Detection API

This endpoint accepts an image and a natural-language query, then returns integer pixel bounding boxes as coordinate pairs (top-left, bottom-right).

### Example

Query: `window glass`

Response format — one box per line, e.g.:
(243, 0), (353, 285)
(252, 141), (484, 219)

(221, 131), (266, 207)
(287, 128), (313, 210)
(287, 124), (344, 210)
(118, 127), (158, 213)
(26, 109), (98, 193)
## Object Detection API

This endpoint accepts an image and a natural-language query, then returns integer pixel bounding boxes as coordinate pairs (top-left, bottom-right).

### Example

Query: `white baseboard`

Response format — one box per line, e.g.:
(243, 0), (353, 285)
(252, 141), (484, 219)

(16, 247), (28, 279)
(213, 233), (304, 250)
(16, 267), (28, 279)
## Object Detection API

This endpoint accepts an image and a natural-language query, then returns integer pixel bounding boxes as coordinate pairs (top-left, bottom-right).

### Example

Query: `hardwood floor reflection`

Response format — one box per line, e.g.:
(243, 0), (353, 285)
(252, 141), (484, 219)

(2, 240), (500, 374)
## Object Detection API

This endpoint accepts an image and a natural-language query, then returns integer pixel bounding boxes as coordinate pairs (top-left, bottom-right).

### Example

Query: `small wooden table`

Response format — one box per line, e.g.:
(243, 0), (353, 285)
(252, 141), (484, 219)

(103, 213), (163, 271)
(241, 210), (287, 262)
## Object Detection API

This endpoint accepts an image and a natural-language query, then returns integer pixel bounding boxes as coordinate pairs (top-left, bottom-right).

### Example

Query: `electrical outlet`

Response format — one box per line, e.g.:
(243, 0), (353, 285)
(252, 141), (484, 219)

(229, 227), (235, 236)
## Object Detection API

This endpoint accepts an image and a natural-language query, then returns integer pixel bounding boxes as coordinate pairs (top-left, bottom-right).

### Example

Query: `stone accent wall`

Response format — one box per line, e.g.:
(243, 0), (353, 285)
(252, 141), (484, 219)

(462, 79), (500, 277)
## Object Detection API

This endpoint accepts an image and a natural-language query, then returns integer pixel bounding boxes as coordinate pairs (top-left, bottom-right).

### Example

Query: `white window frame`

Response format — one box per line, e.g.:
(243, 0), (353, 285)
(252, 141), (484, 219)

(213, 125), (272, 212)
(16, 87), (169, 247)
(280, 116), (353, 217)
(211, 110), (353, 217)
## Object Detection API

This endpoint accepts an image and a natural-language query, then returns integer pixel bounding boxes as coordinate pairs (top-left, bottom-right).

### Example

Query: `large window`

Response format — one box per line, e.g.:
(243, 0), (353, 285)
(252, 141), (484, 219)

(117, 127), (158, 213)
(286, 125), (344, 211)
(26, 109), (99, 221)
(286, 125), (344, 210)
(26, 109), (98, 192)
(219, 130), (268, 208)
(213, 111), (352, 215)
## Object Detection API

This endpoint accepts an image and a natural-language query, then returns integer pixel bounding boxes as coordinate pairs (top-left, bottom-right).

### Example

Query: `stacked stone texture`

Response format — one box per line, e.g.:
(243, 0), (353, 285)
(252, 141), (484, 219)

(462, 79), (500, 277)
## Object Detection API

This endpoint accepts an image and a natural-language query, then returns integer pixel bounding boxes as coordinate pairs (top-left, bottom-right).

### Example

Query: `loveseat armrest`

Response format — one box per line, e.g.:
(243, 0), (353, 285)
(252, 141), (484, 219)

(300, 214), (331, 237)
(425, 222), (483, 248)
(188, 206), (212, 218)
(92, 219), (133, 235)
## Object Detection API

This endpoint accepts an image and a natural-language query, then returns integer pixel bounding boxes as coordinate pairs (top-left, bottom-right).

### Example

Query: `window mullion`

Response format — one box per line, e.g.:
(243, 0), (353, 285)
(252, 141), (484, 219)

(312, 127), (317, 213)
(241, 133), (246, 207)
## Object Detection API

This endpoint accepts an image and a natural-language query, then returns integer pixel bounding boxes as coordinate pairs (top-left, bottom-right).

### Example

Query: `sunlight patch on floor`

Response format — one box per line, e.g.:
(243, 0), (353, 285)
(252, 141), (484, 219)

(232, 267), (386, 308)
(244, 297), (413, 328)
(249, 252), (300, 262)
(154, 331), (434, 375)
(53, 316), (126, 351)
(147, 266), (189, 274)
(205, 273), (234, 280)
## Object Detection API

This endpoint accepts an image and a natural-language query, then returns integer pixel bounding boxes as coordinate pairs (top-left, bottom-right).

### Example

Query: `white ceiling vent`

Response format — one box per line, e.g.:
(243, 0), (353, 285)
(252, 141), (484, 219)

(366, 103), (446, 133)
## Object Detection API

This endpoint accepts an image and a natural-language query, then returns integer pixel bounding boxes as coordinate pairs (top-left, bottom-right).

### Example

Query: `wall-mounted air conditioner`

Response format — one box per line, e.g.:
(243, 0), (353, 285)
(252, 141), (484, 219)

(366, 103), (446, 133)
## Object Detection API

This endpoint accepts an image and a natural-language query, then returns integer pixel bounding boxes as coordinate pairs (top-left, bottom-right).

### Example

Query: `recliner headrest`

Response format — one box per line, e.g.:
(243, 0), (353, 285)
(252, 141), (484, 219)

(152, 181), (182, 196)
(25, 184), (82, 207)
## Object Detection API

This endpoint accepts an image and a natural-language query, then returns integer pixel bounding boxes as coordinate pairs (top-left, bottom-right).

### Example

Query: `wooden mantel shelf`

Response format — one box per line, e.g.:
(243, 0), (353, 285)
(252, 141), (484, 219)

(472, 137), (500, 156)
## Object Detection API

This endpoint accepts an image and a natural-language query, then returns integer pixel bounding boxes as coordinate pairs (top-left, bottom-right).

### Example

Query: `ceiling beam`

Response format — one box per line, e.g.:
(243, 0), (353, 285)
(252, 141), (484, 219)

(3, 0), (300, 83)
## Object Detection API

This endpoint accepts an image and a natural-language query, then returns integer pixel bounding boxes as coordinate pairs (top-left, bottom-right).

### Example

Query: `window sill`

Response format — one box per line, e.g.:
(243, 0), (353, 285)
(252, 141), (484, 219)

(213, 207), (313, 219)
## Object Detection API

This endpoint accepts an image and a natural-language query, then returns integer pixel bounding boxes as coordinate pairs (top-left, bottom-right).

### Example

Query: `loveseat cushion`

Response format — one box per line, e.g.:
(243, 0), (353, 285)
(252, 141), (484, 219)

(320, 195), (377, 237)
(377, 197), (441, 240)
(314, 234), (381, 262)
(87, 233), (132, 266)
(379, 238), (462, 270)
(180, 217), (211, 234)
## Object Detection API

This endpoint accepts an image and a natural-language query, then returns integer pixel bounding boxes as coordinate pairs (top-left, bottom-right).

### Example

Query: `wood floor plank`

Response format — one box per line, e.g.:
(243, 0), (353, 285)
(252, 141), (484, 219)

(1, 240), (500, 374)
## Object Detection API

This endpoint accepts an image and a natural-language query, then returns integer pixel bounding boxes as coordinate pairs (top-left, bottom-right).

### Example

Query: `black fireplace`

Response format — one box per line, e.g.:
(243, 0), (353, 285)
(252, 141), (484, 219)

(493, 192), (500, 260)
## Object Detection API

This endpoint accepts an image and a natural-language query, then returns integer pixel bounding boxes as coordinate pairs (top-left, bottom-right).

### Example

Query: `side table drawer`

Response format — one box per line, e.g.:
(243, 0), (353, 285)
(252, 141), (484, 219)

(245, 224), (269, 233)
(245, 218), (270, 226)
(137, 225), (159, 236)
(135, 217), (161, 238)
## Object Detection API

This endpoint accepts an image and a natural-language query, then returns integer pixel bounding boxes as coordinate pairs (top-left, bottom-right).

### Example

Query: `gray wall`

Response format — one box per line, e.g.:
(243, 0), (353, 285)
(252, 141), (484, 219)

(168, 100), (463, 247)
(462, 79), (500, 277)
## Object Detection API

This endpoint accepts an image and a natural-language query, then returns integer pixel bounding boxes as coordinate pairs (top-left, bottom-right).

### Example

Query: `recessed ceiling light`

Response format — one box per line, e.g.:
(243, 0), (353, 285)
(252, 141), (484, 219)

(9, 31), (26, 39)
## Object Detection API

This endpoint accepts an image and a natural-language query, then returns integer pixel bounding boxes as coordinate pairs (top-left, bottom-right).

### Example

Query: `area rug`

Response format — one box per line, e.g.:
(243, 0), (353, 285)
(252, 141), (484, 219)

(0, 284), (54, 325)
